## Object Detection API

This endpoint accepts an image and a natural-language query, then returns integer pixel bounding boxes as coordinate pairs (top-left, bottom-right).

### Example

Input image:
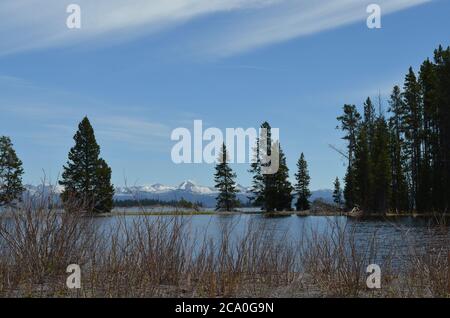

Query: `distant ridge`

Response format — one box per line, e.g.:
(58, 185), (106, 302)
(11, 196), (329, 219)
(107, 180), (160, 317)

(23, 181), (333, 208)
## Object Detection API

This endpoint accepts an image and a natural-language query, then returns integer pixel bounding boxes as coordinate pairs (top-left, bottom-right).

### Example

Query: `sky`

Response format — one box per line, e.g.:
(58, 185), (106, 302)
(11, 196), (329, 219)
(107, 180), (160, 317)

(0, 0), (449, 189)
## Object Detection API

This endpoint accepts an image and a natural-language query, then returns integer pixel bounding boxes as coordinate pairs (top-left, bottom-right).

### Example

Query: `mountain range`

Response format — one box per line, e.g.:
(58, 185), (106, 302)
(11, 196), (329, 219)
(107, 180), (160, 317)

(24, 180), (333, 208)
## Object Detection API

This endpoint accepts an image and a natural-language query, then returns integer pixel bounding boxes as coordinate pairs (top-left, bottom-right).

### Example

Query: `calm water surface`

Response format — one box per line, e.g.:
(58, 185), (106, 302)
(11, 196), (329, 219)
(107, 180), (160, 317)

(95, 214), (450, 267)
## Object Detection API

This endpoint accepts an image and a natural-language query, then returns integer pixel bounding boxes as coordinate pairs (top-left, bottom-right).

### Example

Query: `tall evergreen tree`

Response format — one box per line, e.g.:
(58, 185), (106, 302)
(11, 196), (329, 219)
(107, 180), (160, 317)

(418, 59), (438, 211)
(94, 158), (115, 213)
(433, 45), (450, 212)
(248, 134), (263, 207)
(0, 136), (24, 206)
(371, 116), (392, 213)
(258, 141), (293, 212)
(353, 124), (372, 211)
(214, 143), (239, 211)
(363, 97), (376, 144)
(249, 123), (292, 212)
(337, 104), (361, 209)
(249, 122), (272, 209)
(59, 117), (114, 213)
(388, 86), (410, 212)
(403, 67), (422, 210)
(272, 143), (293, 211)
(333, 177), (343, 208)
(249, 122), (273, 211)
(294, 153), (311, 211)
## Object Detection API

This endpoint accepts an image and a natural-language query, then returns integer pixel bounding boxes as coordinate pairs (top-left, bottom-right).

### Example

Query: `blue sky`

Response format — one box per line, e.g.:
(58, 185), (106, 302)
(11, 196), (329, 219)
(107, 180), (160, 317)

(0, 0), (449, 189)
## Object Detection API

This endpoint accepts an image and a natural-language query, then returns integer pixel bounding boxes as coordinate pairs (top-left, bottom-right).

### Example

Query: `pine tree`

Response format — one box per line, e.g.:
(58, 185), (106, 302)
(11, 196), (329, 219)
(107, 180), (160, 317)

(388, 86), (410, 212)
(59, 117), (114, 213)
(403, 67), (422, 210)
(343, 166), (356, 210)
(294, 153), (311, 211)
(371, 116), (392, 213)
(333, 177), (343, 208)
(418, 60), (438, 211)
(363, 97), (376, 144)
(353, 124), (372, 211)
(249, 122), (273, 211)
(337, 104), (361, 209)
(272, 143), (293, 211)
(249, 123), (293, 212)
(337, 105), (362, 168)
(433, 45), (450, 212)
(248, 136), (264, 207)
(259, 122), (276, 211)
(94, 158), (115, 213)
(353, 97), (377, 212)
(0, 136), (24, 206)
(214, 143), (239, 211)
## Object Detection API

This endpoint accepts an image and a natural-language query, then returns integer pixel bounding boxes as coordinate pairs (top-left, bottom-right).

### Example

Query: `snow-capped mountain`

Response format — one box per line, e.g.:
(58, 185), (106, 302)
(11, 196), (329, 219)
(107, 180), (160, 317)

(114, 180), (250, 207)
(115, 184), (176, 194)
(177, 180), (215, 194)
(152, 183), (176, 192)
(114, 181), (333, 207)
(116, 180), (250, 196)
(116, 180), (221, 195)
(22, 181), (332, 208)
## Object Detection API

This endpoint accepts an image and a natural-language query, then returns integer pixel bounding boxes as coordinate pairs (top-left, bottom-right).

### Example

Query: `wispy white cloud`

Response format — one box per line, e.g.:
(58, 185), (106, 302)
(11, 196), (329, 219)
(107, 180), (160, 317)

(0, 75), (173, 147)
(95, 116), (171, 146)
(197, 0), (432, 57)
(0, 0), (432, 57)
(0, 0), (277, 55)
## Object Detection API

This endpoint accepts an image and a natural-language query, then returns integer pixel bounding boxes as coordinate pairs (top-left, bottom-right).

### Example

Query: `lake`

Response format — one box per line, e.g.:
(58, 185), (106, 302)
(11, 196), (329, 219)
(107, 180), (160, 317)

(95, 214), (450, 269)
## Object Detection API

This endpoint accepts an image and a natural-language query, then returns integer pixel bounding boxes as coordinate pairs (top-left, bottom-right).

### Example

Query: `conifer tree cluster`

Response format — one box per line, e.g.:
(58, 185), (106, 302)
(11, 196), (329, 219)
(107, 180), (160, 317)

(0, 136), (24, 206)
(59, 117), (114, 213)
(337, 45), (450, 214)
(248, 122), (294, 212)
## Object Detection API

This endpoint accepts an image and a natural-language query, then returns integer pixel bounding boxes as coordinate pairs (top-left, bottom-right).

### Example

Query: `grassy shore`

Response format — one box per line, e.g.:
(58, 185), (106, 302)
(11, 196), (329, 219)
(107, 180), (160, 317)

(0, 182), (446, 298)
(1, 202), (449, 298)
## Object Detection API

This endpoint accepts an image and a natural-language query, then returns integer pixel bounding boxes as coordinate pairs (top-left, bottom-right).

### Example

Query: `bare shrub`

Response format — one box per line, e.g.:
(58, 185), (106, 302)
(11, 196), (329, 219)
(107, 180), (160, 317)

(0, 197), (98, 296)
(0, 197), (449, 298)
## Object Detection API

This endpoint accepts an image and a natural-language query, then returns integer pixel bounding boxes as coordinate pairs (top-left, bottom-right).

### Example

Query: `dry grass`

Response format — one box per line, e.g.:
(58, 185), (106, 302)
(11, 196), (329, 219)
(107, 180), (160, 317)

(0, 197), (449, 298)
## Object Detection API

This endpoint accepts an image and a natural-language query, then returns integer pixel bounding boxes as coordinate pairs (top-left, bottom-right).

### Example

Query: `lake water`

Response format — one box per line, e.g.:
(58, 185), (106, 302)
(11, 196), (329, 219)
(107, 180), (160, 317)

(95, 214), (450, 269)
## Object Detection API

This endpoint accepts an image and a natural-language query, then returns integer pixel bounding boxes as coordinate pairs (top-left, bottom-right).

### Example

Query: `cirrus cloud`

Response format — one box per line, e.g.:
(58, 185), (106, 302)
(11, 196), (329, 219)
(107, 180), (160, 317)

(0, 0), (432, 57)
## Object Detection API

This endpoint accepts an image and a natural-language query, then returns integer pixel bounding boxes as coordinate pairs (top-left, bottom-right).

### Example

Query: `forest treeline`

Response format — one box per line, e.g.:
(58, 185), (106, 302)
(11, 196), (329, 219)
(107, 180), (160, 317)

(1, 45), (448, 214)
(114, 198), (203, 209)
(337, 45), (450, 214)
(214, 123), (314, 213)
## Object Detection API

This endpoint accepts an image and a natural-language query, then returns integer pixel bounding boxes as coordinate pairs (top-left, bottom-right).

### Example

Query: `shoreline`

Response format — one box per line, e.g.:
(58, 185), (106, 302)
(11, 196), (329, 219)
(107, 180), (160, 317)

(95, 210), (449, 218)
(2, 208), (447, 219)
